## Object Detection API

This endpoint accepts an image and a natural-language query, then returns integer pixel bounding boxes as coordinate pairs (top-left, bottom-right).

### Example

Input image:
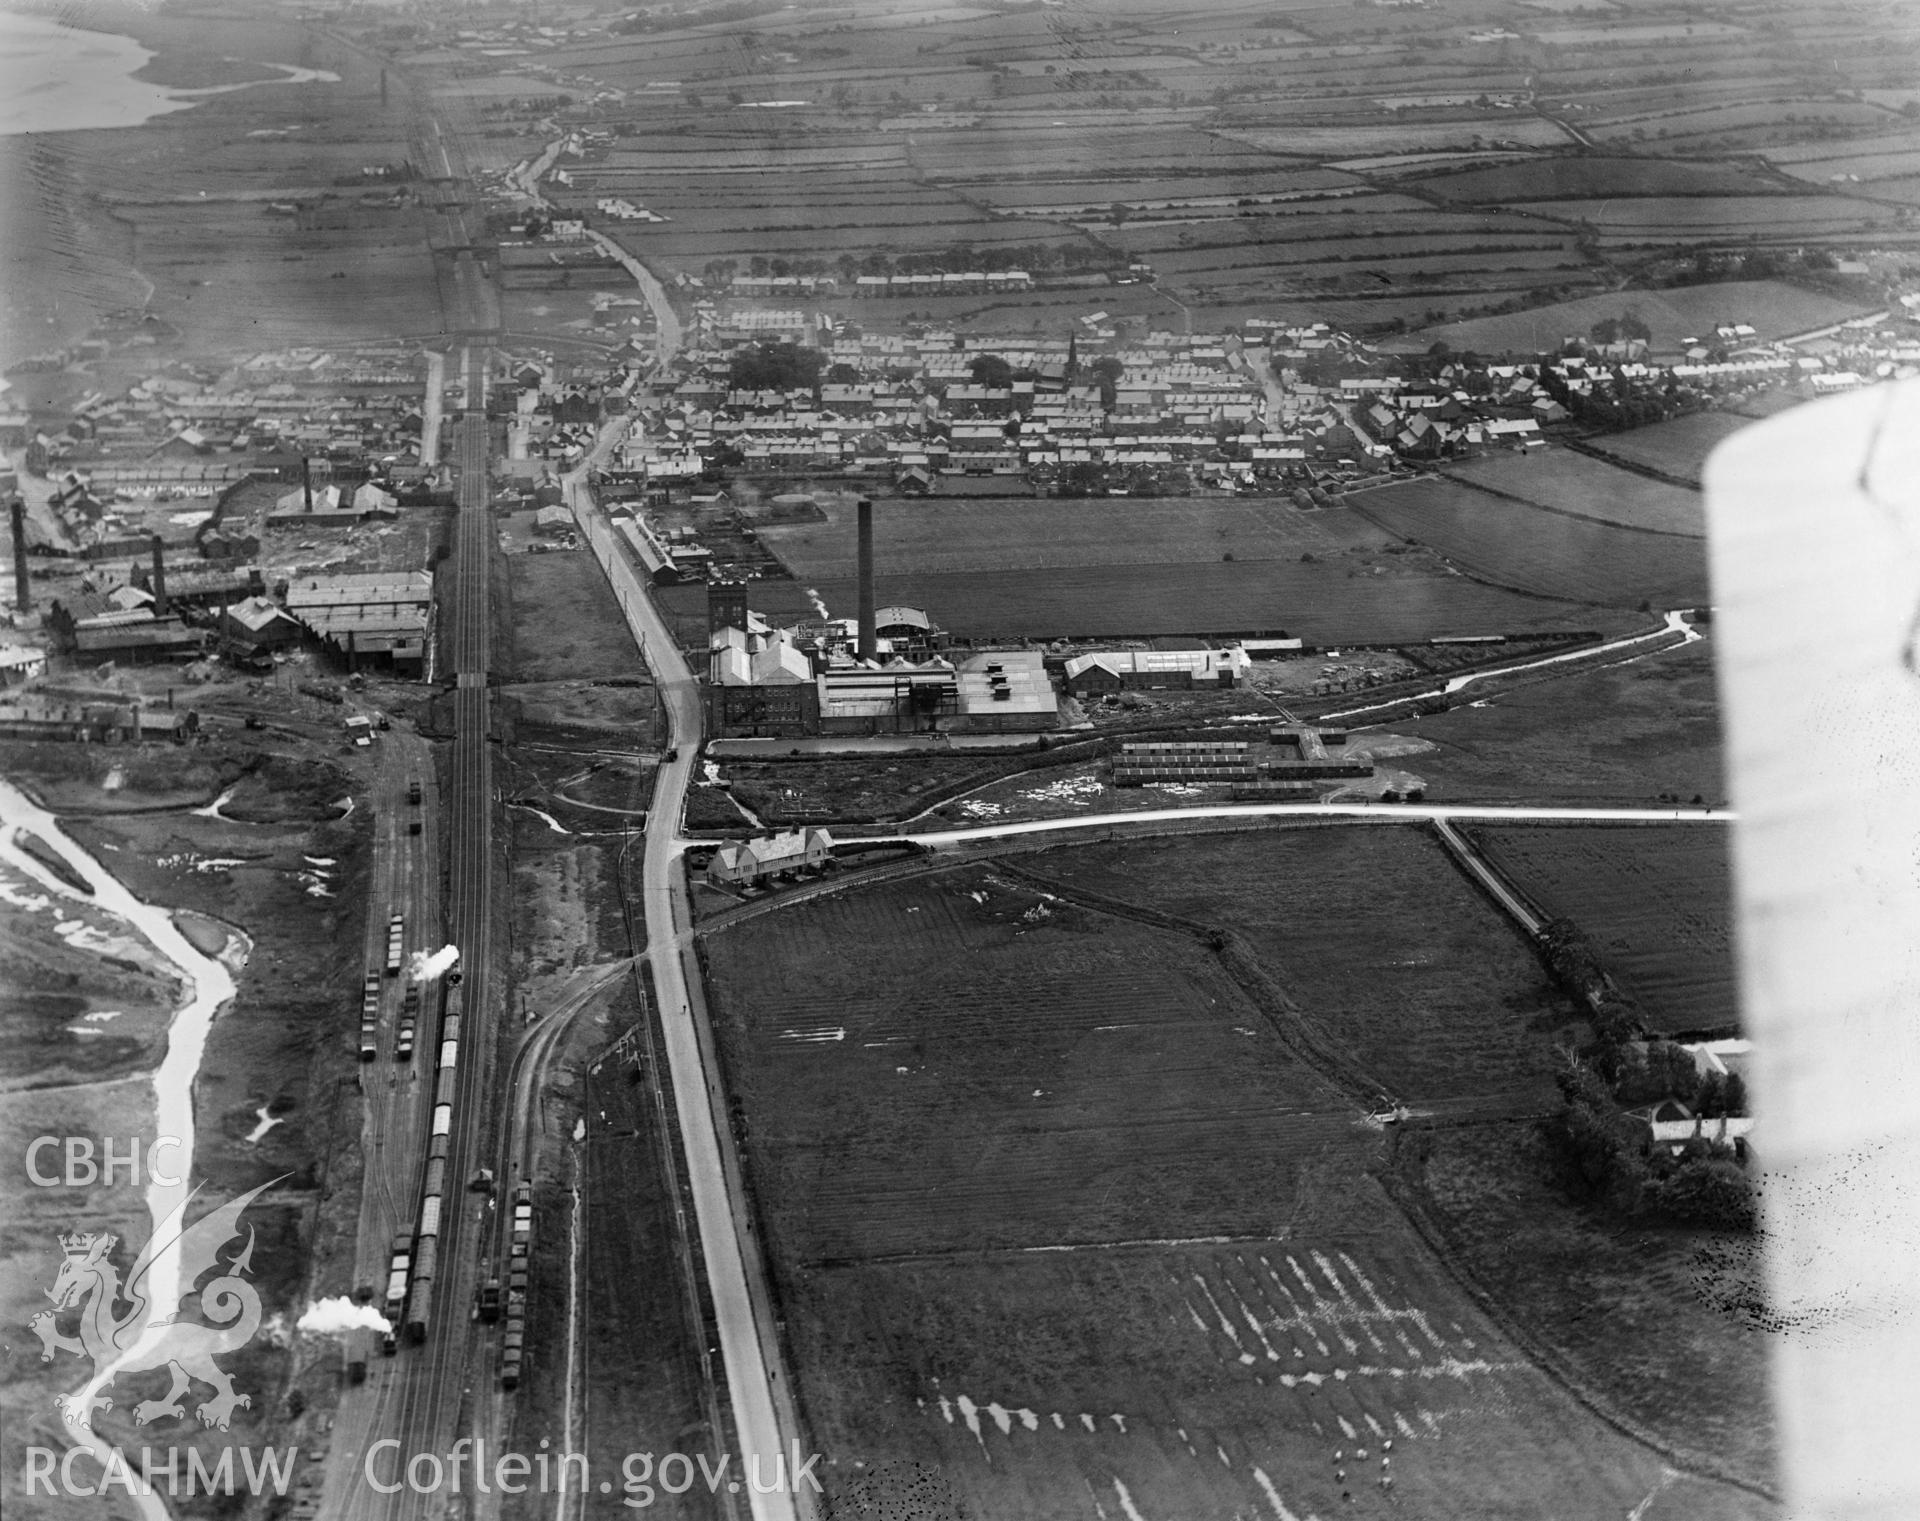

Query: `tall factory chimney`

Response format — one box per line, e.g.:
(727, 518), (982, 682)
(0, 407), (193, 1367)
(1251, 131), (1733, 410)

(302, 455), (314, 513)
(150, 536), (169, 616)
(856, 496), (876, 661)
(10, 498), (29, 613)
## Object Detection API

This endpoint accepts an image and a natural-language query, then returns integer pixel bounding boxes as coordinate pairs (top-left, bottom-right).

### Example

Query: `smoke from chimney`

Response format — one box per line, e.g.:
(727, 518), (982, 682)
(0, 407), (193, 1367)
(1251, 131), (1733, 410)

(856, 496), (876, 661)
(10, 498), (28, 613)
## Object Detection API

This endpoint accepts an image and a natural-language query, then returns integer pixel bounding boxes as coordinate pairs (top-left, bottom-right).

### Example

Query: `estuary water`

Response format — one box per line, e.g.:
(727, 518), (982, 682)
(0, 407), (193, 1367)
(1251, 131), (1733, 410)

(0, 9), (337, 135)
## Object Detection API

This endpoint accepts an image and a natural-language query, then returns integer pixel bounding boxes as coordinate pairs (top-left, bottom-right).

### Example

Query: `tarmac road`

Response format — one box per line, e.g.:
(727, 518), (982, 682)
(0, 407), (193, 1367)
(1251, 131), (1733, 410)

(565, 478), (809, 1521)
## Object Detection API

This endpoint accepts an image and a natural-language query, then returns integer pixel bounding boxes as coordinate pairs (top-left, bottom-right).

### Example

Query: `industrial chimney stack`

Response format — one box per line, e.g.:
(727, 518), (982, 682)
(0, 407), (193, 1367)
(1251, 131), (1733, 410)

(856, 496), (876, 661)
(10, 498), (29, 613)
(150, 536), (169, 616)
(302, 455), (314, 513)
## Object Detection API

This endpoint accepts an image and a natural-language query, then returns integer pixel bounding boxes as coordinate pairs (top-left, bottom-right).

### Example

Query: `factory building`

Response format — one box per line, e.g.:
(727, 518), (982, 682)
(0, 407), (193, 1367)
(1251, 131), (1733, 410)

(283, 570), (431, 674)
(701, 501), (1052, 735)
(954, 650), (1058, 731)
(1062, 647), (1250, 696)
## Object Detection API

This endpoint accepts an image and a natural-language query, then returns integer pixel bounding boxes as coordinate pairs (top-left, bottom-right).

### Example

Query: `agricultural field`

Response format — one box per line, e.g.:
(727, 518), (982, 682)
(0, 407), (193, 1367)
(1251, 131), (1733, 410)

(1415, 155), (1785, 202)
(1026, 828), (1581, 1113)
(1402, 631), (1726, 806)
(703, 852), (1769, 1519)
(707, 868), (1350, 1262)
(759, 492), (1613, 641)
(1467, 824), (1739, 1036)
(1401, 1121), (1775, 1492)
(758, 495), (1388, 580)
(1578, 411), (1756, 486)
(1396, 280), (1881, 356)
(481, 0), (1920, 340)
(805, 557), (1608, 643)
(1508, 194), (1901, 244)
(1350, 476), (1711, 610)
(1444, 448), (1706, 536)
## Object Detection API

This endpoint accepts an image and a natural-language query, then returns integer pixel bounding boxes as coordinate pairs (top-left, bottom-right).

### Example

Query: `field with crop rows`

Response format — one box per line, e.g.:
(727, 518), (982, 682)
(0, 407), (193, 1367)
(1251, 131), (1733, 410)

(1445, 450), (1706, 536)
(1469, 824), (1739, 1035)
(1352, 478), (1711, 609)
(1578, 412), (1756, 486)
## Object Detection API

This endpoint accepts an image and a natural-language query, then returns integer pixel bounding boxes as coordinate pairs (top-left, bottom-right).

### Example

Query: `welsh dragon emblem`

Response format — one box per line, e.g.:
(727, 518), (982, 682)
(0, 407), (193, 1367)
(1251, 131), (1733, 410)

(29, 1178), (281, 1431)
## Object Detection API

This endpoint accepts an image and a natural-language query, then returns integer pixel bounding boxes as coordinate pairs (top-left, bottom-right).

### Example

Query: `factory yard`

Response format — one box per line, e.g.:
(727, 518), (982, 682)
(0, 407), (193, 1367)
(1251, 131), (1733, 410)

(702, 843), (1771, 1519)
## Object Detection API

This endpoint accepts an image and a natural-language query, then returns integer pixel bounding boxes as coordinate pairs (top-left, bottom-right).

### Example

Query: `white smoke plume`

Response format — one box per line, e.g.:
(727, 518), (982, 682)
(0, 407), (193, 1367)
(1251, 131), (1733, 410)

(804, 586), (830, 620)
(298, 1297), (392, 1336)
(408, 945), (459, 983)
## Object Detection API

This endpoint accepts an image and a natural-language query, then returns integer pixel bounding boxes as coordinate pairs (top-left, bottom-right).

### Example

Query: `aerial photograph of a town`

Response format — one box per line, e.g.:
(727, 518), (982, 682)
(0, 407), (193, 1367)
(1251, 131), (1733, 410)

(3, 0), (1917, 1515)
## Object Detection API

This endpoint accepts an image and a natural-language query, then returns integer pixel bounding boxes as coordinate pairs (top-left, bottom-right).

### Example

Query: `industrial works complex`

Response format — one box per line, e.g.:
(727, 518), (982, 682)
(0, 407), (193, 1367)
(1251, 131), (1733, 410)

(700, 497), (1260, 738)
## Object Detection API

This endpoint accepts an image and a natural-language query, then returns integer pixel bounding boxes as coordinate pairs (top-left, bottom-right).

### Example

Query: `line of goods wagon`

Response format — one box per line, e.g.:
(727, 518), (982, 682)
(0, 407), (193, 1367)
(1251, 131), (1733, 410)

(501, 1179), (532, 1391)
(399, 968), (466, 1347)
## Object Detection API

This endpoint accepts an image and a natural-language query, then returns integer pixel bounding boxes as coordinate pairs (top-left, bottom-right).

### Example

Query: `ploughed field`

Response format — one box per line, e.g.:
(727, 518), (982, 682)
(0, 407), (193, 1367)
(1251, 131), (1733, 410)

(759, 495), (1606, 641)
(702, 841), (1765, 1519)
(1467, 824), (1739, 1036)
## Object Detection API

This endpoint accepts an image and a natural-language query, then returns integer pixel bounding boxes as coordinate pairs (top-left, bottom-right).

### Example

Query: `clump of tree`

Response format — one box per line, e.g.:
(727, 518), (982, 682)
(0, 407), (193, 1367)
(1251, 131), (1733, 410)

(728, 342), (824, 394)
(1536, 916), (1753, 1230)
(1553, 1054), (1754, 1231)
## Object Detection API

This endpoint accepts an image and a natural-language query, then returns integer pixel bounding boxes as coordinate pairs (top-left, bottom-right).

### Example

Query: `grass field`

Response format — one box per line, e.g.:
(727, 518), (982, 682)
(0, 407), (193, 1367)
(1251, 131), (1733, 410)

(760, 493), (1611, 641)
(709, 868), (1351, 1261)
(1399, 634), (1726, 806)
(1444, 449), (1706, 536)
(1351, 477), (1711, 609)
(507, 548), (643, 683)
(703, 849), (1770, 1519)
(1579, 412), (1756, 485)
(758, 496), (1388, 579)
(1401, 1121), (1775, 1492)
(1468, 824), (1739, 1036)
(805, 558), (1607, 642)
(1510, 195), (1898, 242)
(1027, 828), (1581, 1112)
(1418, 156), (1782, 201)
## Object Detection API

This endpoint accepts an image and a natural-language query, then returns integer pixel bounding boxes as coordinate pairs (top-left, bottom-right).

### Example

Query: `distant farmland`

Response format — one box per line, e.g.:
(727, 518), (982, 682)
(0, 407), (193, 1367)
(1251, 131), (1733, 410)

(1396, 279), (1878, 355)
(1352, 477), (1713, 609)
(1468, 824), (1739, 1036)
